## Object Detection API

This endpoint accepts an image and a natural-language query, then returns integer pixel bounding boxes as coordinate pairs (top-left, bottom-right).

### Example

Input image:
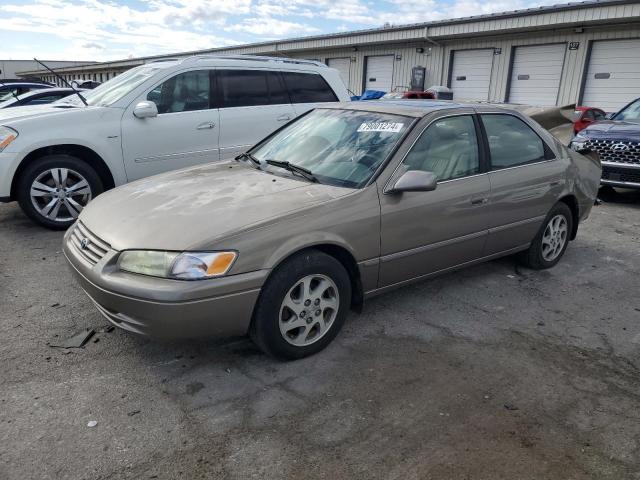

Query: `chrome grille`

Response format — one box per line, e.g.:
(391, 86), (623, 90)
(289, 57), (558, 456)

(584, 139), (640, 165)
(68, 221), (110, 266)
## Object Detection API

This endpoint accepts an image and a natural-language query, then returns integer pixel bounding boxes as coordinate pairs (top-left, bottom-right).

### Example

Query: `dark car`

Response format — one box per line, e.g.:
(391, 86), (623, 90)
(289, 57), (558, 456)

(570, 97), (640, 190)
(0, 87), (87, 109)
(0, 82), (53, 102)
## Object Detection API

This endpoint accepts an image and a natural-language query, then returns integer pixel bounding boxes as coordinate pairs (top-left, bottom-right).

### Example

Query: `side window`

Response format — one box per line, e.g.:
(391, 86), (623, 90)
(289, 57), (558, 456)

(147, 70), (210, 114)
(481, 114), (547, 170)
(593, 110), (606, 120)
(266, 72), (290, 104)
(403, 115), (480, 182)
(583, 110), (595, 121)
(25, 94), (65, 105)
(282, 72), (338, 103)
(218, 70), (269, 108)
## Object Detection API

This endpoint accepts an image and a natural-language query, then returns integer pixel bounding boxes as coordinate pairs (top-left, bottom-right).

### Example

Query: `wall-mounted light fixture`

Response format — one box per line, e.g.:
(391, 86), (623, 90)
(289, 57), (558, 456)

(395, 54), (402, 60)
(416, 47), (424, 53)
(352, 47), (358, 52)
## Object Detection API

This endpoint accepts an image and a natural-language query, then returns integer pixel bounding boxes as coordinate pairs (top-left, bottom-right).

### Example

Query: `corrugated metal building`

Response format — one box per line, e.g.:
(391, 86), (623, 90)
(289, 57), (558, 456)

(17, 0), (640, 111)
(1, 60), (95, 80)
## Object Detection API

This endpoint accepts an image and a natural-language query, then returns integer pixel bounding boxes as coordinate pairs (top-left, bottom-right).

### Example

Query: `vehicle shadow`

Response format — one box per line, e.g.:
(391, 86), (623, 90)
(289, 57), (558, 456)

(598, 186), (640, 208)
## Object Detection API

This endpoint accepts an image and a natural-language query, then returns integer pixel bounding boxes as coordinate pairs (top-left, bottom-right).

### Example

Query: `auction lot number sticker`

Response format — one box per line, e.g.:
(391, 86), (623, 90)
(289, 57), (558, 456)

(357, 122), (404, 133)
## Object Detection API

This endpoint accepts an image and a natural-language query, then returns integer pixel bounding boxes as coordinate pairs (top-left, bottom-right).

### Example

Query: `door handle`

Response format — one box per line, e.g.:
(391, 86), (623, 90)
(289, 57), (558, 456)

(471, 197), (488, 206)
(196, 122), (215, 130)
(276, 115), (291, 122)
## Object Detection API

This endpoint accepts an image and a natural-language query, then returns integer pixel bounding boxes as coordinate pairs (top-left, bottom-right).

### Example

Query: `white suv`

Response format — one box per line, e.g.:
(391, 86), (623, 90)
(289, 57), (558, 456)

(0, 55), (350, 228)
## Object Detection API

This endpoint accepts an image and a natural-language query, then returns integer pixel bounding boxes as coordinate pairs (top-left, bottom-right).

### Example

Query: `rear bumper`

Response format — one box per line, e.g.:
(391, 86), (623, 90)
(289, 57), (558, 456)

(63, 228), (268, 339)
(601, 162), (640, 190)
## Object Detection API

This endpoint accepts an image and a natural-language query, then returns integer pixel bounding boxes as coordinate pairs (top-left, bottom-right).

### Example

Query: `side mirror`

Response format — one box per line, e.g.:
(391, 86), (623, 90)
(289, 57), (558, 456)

(389, 170), (438, 193)
(133, 101), (158, 119)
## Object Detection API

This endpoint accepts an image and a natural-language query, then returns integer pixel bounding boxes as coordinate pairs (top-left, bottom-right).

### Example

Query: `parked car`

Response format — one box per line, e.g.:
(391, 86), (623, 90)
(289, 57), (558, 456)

(0, 55), (350, 229)
(0, 88), (87, 109)
(63, 101), (601, 359)
(70, 79), (101, 89)
(573, 106), (606, 134)
(382, 90), (436, 100)
(570, 97), (640, 189)
(0, 82), (53, 101)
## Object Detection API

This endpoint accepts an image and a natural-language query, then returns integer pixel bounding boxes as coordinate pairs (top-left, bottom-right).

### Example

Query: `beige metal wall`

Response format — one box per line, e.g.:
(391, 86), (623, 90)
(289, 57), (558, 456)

(286, 22), (640, 104)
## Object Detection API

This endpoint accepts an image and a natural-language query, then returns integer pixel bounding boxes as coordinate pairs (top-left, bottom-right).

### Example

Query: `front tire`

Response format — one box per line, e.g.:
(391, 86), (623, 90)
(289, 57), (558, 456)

(250, 250), (352, 360)
(519, 202), (573, 270)
(16, 155), (103, 230)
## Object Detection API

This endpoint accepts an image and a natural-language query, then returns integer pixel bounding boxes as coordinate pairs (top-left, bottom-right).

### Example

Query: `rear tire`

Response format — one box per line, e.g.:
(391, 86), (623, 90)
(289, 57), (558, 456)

(519, 202), (573, 270)
(250, 250), (351, 360)
(16, 155), (103, 230)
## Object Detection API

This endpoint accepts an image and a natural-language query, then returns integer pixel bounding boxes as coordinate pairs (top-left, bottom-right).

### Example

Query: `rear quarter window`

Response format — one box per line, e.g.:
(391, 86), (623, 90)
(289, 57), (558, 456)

(281, 72), (338, 103)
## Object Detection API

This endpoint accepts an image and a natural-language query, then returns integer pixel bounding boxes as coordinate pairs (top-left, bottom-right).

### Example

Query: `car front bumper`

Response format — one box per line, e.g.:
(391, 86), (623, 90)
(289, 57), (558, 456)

(63, 225), (269, 339)
(0, 151), (20, 200)
(601, 162), (640, 189)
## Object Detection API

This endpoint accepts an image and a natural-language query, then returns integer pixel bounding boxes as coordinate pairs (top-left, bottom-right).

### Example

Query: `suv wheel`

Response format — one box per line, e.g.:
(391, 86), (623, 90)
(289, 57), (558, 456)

(17, 155), (103, 230)
(250, 250), (351, 360)
(519, 202), (573, 270)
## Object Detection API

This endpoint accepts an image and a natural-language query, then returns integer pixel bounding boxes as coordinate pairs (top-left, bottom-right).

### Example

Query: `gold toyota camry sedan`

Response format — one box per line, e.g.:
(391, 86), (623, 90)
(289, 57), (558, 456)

(64, 101), (601, 359)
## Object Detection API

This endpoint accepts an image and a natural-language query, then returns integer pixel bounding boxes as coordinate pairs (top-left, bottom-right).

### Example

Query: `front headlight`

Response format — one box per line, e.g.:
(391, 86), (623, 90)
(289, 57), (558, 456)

(570, 132), (588, 151)
(118, 250), (237, 280)
(0, 126), (18, 152)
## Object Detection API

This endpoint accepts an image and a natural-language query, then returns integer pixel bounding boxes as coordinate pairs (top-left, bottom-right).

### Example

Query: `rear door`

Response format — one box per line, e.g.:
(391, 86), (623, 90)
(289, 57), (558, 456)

(217, 69), (296, 160)
(378, 111), (491, 287)
(281, 71), (339, 117)
(480, 112), (564, 255)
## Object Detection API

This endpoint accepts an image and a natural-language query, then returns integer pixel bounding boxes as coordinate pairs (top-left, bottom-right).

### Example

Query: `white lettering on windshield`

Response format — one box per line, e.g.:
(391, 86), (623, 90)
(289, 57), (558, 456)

(357, 122), (404, 133)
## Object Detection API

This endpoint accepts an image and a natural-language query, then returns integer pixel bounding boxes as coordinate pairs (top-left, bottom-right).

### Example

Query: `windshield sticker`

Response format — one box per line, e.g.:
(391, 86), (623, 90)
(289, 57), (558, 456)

(357, 122), (404, 133)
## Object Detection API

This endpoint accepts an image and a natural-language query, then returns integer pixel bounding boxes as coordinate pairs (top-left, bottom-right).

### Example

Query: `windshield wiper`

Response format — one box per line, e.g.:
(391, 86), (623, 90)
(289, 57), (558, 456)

(265, 159), (318, 183)
(235, 152), (260, 166)
(33, 58), (88, 107)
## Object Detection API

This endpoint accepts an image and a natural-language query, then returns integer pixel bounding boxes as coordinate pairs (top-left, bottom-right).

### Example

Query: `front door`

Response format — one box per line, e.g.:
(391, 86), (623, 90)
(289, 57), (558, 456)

(378, 113), (491, 287)
(121, 69), (220, 181)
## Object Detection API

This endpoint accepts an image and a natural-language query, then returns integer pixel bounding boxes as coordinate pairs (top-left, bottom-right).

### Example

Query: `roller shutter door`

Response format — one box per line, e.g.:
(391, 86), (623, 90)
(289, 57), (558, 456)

(582, 39), (640, 112)
(327, 57), (351, 88)
(365, 55), (394, 92)
(450, 49), (494, 101)
(508, 44), (566, 106)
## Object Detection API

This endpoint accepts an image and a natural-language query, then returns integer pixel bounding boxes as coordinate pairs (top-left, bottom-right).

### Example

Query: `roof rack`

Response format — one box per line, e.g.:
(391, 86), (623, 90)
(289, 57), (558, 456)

(182, 54), (327, 68)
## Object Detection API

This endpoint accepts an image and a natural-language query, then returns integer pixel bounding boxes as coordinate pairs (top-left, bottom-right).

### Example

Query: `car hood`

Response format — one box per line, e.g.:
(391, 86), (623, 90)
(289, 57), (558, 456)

(0, 103), (89, 123)
(581, 120), (640, 140)
(79, 161), (353, 252)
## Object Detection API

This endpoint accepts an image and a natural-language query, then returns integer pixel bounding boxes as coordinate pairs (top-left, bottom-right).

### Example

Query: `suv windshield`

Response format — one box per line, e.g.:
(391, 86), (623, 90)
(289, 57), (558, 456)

(56, 64), (168, 107)
(250, 108), (412, 188)
(613, 98), (640, 122)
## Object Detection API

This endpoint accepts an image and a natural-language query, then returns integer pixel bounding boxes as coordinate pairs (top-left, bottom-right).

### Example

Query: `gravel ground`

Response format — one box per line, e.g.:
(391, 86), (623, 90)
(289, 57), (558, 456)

(1, 189), (639, 480)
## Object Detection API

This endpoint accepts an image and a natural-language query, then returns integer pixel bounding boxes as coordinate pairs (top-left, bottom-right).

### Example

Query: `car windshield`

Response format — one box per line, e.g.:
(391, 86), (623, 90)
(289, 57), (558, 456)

(613, 99), (640, 122)
(250, 108), (412, 188)
(55, 65), (166, 107)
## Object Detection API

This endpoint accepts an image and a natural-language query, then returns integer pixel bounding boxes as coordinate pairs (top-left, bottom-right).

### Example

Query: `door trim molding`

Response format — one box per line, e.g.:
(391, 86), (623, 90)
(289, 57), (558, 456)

(380, 229), (488, 263)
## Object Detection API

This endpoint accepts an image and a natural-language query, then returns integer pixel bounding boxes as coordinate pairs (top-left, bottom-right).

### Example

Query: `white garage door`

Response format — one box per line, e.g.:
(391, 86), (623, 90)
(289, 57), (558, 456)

(450, 49), (494, 101)
(327, 57), (351, 89)
(508, 44), (566, 106)
(365, 55), (394, 92)
(582, 39), (640, 112)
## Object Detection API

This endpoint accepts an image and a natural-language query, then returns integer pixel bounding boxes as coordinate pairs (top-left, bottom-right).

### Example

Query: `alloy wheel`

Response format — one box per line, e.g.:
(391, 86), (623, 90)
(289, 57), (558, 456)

(29, 168), (92, 223)
(279, 274), (340, 347)
(541, 214), (568, 262)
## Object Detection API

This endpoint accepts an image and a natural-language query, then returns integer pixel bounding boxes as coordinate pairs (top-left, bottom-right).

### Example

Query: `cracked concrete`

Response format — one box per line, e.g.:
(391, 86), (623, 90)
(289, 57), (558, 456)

(1, 188), (639, 479)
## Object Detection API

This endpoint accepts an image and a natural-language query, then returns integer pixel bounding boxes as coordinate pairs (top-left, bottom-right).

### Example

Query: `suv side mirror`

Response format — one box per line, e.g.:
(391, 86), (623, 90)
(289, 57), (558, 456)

(133, 101), (158, 119)
(389, 170), (438, 193)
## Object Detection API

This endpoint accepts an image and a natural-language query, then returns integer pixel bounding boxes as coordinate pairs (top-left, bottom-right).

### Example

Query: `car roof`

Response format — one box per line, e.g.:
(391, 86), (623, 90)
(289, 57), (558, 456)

(0, 82), (51, 88)
(321, 100), (512, 118)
